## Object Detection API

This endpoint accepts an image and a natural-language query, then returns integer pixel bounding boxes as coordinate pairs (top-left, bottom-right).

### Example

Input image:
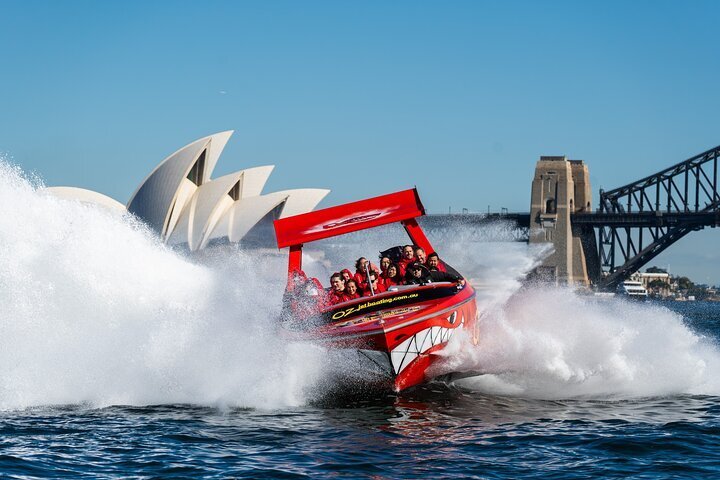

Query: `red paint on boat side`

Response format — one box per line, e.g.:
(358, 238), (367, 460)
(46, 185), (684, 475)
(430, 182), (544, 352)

(394, 343), (448, 391)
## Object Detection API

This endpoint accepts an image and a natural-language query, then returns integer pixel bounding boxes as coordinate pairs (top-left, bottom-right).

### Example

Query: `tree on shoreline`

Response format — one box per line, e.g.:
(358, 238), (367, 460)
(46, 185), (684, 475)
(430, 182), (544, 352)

(676, 276), (694, 291)
(648, 279), (669, 289)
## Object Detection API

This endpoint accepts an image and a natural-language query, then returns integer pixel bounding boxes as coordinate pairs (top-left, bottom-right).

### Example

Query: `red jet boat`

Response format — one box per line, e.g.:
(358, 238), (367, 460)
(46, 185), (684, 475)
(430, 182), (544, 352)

(274, 189), (479, 391)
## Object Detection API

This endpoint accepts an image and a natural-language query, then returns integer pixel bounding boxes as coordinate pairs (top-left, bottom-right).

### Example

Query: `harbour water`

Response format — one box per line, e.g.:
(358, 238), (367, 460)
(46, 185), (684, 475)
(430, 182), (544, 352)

(2, 366), (720, 479)
(2, 302), (720, 479)
(1, 160), (719, 478)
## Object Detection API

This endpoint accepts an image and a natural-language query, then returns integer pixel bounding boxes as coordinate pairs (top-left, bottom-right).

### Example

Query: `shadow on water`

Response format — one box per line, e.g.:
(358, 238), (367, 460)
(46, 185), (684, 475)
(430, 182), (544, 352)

(304, 374), (720, 427)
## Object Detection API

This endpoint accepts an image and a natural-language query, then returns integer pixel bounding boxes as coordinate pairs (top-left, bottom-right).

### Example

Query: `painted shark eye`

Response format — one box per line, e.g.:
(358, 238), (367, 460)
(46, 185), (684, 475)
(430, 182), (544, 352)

(447, 311), (457, 325)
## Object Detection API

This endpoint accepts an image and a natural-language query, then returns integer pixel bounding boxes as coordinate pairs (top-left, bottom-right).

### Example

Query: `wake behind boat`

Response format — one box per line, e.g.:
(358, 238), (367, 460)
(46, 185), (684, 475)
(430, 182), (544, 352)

(273, 189), (479, 391)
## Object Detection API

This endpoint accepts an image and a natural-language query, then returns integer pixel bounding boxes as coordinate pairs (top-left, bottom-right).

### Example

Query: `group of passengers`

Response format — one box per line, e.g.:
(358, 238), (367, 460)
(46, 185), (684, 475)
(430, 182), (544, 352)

(325, 245), (464, 305)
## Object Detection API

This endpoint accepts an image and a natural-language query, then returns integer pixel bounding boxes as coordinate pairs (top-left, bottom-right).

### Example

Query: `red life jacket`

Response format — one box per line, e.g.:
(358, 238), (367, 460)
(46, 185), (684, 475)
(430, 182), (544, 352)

(397, 257), (417, 277)
(327, 289), (349, 305)
(382, 276), (399, 288)
(362, 281), (387, 296)
(340, 268), (354, 282)
(354, 264), (381, 290)
(353, 272), (369, 292)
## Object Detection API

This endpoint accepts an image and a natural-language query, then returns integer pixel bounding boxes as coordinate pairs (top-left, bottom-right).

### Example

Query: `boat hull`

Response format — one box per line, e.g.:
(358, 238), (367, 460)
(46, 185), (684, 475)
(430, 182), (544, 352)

(283, 282), (478, 391)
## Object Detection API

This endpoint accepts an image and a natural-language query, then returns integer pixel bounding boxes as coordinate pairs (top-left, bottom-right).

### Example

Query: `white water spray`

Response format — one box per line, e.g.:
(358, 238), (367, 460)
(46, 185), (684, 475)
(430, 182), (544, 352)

(444, 272), (720, 399)
(0, 160), (327, 410)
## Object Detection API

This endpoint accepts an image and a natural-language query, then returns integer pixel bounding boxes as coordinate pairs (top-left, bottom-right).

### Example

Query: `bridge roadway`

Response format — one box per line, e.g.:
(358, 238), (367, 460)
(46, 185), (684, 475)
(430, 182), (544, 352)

(571, 211), (720, 228)
(423, 211), (720, 234)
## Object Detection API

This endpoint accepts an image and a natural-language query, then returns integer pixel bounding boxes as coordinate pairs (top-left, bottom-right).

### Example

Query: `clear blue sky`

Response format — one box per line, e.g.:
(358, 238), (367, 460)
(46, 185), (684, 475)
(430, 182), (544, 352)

(1, 0), (719, 283)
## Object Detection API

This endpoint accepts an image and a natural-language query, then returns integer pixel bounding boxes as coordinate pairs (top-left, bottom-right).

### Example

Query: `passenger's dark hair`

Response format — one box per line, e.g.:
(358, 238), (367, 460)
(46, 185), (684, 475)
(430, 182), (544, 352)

(387, 263), (401, 280)
(355, 257), (367, 271)
(330, 272), (343, 282)
(427, 252), (440, 260)
(379, 246), (403, 263)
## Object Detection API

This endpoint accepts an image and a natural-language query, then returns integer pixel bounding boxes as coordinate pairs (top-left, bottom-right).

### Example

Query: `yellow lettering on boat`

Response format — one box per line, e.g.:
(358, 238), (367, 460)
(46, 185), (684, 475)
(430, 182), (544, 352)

(331, 293), (419, 320)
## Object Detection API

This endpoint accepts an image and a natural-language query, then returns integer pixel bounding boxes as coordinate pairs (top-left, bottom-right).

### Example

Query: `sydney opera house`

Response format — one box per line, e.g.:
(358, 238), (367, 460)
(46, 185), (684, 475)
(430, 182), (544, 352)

(45, 131), (329, 250)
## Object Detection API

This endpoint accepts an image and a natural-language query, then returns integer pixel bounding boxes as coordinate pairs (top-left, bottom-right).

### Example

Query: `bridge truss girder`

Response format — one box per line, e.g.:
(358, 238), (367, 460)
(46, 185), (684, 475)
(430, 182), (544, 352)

(586, 145), (720, 290)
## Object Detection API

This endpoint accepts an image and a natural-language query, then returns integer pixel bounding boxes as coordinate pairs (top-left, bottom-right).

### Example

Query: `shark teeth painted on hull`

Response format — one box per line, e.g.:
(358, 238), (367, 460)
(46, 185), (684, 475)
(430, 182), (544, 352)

(390, 321), (460, 375)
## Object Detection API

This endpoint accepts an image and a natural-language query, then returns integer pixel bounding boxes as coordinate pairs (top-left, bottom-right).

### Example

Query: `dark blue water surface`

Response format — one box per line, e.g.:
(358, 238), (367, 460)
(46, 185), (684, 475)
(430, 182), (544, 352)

(2, 302), (720, 479)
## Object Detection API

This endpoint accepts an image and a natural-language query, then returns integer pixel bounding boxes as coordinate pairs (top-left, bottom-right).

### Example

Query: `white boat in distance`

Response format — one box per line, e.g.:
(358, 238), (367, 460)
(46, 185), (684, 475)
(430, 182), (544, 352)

(619, 280), (649, 299)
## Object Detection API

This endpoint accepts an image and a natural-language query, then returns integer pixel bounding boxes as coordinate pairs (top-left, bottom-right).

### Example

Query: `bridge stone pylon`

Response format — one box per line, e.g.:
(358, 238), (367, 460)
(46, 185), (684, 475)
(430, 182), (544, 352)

(529, 156), (595, 286)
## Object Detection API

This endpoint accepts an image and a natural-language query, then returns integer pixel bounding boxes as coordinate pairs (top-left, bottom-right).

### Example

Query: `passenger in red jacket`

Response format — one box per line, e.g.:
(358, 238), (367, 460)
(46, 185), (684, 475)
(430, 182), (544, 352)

(326, 273), (349, 305)
(379, 256), (392, 275)
(354, 257), (380, 291)
(405, 262), (464, 286)
(362, 271), (387, 296)
(381, 263), (402, 288)
(345, 279), (361, 300)
(340, 269), (353, 283)
(427, 252), (462, 278)
(427, 252), (446, 272)
(397, 245), (417, 277)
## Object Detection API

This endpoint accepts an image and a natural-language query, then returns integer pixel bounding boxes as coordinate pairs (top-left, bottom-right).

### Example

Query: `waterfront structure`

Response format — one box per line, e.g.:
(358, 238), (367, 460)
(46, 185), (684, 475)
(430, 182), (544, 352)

(639, 271), (672, 297)
(45, 131), (329, 250)
(529, 156), (593, 286)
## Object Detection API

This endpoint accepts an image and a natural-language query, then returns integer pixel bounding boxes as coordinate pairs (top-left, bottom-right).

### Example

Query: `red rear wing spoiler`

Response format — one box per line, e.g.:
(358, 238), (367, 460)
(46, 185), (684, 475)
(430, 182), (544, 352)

(274, 188), (426, 248)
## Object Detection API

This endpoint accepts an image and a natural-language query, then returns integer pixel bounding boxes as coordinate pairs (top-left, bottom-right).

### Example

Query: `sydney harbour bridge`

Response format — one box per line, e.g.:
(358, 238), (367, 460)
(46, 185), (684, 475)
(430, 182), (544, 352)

(420, 146), (720, 291)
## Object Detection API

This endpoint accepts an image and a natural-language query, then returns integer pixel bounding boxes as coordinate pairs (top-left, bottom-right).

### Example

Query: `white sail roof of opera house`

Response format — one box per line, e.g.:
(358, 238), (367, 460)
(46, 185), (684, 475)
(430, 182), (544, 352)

(165, 166), (275, 250)
(43, 186), (127, 213)
(127, 131), (233, 238)
(203, 188), (331, 247)
(42, 131), (330, 250)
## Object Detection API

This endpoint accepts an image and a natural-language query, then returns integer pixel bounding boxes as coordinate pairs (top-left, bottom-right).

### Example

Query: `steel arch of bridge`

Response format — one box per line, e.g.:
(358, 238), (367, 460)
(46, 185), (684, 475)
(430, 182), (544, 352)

(572, 145), (720, 290)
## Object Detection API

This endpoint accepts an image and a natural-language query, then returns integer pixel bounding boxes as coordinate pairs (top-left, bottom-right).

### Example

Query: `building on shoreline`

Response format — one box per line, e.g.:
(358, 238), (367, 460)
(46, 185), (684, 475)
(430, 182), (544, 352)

(631, 267), (720, 301)
(637, 271), (672, 298)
